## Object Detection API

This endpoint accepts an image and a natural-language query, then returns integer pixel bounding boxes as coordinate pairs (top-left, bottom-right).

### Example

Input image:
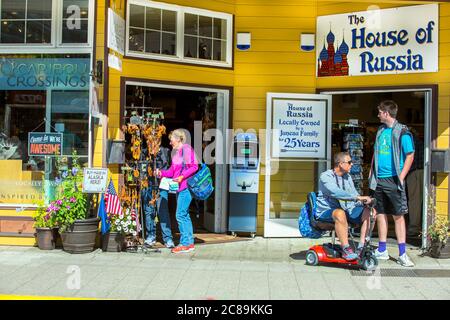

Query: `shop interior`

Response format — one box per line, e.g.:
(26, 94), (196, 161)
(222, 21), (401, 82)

(123, 85), (219, 240)
(331, 91), (426, 239)
(0, 90), (89, 171)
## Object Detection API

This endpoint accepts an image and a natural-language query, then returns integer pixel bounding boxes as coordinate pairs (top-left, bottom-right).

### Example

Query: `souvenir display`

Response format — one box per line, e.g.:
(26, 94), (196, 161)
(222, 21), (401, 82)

(342, 126), (365, 194)
(120, 90), (167, 252)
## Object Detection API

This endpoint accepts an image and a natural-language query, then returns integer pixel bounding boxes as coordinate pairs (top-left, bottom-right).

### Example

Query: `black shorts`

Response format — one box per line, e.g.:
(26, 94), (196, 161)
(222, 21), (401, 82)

(372, 176), (408, 215)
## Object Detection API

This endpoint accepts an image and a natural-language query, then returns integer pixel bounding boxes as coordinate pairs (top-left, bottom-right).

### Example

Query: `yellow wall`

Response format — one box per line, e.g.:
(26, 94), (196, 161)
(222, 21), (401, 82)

(104, 0), (235, 188)
(315, 1), (450, 219)
(3, 0), (446, 245)
(233, 0), (450, 231)
(102, 0), (449, 236)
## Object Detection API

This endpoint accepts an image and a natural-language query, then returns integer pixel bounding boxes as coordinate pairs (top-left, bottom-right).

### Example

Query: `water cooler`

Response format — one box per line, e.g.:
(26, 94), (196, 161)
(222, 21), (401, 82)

(228, 133), (260, 237)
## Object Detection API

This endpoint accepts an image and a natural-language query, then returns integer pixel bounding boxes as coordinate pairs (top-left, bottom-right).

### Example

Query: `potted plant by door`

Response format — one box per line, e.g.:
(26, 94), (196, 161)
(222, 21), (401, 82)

(33, 197), (58, 250)
(102, 207), (138, 252)
(52, 151), (99, 254)
(427, 215), (449, 259)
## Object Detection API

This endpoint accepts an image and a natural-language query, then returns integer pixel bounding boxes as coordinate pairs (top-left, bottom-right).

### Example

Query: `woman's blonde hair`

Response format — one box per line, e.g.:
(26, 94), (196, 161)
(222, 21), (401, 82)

(169, 129), (187, 143)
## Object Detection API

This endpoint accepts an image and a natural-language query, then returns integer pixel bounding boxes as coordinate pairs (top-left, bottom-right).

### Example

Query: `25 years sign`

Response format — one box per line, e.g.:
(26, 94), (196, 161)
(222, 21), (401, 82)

(272, 99), (327, 159)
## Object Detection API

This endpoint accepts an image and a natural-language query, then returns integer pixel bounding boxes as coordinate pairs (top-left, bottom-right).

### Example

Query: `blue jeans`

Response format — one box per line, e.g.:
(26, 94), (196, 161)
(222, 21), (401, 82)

(142, 188), (173, 244)
(176, 188), (194, 246)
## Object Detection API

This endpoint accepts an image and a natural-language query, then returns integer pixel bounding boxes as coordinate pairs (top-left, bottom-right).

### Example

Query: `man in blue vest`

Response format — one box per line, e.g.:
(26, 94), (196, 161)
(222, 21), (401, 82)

(369, 100), (415, 267)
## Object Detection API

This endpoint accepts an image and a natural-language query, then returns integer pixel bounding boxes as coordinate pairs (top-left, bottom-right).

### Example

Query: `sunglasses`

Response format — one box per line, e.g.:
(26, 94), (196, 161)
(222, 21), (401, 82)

(341, 160), (353, 165)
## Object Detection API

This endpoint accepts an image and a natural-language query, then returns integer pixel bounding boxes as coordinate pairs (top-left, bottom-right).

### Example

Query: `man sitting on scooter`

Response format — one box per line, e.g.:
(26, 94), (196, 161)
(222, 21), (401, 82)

(316, 152), (375, 261)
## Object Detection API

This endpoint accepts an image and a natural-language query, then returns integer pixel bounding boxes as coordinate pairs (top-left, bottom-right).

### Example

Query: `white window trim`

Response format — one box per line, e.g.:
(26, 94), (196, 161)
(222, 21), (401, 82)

(126, 0), (233, 68)
(0, 0), (94, 53)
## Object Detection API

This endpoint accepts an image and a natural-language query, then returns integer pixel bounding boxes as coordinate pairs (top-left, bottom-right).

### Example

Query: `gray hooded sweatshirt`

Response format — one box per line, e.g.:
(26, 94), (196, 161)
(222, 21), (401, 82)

(316, 169), (363, 219)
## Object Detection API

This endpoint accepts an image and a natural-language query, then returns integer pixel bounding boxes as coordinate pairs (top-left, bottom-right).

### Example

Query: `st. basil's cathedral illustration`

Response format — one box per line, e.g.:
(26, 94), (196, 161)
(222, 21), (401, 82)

(317, 28), (350, 77)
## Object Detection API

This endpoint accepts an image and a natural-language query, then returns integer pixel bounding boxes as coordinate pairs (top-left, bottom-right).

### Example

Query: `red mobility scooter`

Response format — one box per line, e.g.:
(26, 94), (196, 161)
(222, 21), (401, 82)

(305, 197), (378, 271)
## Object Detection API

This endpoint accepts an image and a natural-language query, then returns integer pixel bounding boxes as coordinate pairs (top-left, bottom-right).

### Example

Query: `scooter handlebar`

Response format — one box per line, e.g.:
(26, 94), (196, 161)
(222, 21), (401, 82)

(361, 197), (377, 207)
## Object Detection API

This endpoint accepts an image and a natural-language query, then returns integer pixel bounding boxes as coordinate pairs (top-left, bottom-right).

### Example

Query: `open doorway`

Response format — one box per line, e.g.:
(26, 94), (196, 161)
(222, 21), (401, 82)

(327, 90), (429, 245)
(123, 81), (229, 242)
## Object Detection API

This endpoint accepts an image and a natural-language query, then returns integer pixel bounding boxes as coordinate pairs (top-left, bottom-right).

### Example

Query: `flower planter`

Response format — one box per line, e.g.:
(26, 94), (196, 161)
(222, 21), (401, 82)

(61, 217), (100, 254)
(102, 231), (124, 252)
(430, 241), (450, 259)
(35, 227), (58, 250)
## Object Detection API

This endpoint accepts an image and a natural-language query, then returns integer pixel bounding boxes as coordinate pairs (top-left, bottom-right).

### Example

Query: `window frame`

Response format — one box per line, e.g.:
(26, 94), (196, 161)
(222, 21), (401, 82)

(126, 0), (233, 68)
(0, 0), (94, 53)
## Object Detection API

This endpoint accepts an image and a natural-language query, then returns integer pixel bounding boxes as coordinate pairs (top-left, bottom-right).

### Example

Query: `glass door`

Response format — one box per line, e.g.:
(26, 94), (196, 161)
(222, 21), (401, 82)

(203, 90), (228, 233)
(264, 93), (332, 237)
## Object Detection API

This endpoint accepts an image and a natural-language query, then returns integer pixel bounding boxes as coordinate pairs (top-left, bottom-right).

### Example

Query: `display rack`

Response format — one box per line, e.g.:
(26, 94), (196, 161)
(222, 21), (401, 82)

(342, 124), (365, 195)
(119, 97), (167, 252)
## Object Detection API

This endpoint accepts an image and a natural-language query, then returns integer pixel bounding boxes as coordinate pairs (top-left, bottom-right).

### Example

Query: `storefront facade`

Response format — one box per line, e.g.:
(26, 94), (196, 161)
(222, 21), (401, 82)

(1, 0), (448, 246)
(0, 0), (95, 245)
(93, 0), (449, 245)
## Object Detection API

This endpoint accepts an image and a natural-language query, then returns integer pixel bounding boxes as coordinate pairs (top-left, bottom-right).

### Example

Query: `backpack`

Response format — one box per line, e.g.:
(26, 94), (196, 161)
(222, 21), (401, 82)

(298, 192), (325, 238)
(181, 146), (214, 200)
(186, 163), (214, 200)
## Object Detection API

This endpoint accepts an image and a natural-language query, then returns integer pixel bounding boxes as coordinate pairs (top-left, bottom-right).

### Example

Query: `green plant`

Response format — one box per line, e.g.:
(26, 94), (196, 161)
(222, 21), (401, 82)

(33, 199), (57, 229)
(428, 215), (448, 244)
(425, 187), (448, 245)
(32, 179), (56, 228)
(51, 150), (88, 233)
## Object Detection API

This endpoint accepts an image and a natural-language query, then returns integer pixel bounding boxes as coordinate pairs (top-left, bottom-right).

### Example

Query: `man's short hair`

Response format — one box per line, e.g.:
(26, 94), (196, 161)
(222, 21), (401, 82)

(334, 152), (350, 165)
(378, 100), (398, 118)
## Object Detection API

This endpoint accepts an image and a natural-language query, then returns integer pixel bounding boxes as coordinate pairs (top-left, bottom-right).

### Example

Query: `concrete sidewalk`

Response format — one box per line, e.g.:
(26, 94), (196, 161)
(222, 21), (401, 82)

(0, 237), (449, 300)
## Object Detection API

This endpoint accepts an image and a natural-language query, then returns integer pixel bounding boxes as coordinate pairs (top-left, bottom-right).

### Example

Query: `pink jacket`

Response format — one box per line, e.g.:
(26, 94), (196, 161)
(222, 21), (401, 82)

(161, 144), (199, 192)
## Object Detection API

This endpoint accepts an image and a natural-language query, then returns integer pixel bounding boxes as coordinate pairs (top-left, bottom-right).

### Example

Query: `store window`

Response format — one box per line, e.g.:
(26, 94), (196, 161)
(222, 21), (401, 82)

(0, 0), (92, 49)
(51, 90), (89, 156)
(128, 4), (176, 55)
(61, 0), (89, 44)
(0, 56), (90, 206)
(0, 0), (53, 44)
(184, 14), (227, 62)
(126, 0), (233, 67)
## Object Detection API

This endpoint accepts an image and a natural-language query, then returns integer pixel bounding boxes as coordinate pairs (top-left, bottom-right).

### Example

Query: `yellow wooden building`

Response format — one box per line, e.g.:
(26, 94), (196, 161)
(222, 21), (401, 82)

(1, 0), (448, 246)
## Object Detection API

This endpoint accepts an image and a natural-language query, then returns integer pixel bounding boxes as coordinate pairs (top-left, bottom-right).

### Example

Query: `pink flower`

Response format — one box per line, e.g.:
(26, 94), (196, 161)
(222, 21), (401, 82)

(66, 206), (71, 210)
(56, 199), (63, 205)
(70, 197), (76, 203)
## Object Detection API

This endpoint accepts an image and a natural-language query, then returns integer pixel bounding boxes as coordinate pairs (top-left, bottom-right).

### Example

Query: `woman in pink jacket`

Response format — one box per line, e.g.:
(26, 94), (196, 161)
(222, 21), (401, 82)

(156, 129), (198, 253)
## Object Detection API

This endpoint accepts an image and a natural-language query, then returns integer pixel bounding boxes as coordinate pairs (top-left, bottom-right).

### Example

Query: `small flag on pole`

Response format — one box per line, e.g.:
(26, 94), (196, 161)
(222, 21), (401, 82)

(105, 179), (123, 215)
(97, 193), (110, 235)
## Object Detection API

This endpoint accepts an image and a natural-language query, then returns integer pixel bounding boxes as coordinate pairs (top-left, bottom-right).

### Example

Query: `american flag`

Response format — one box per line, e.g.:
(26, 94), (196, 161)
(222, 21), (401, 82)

(104, 179), (123, 215)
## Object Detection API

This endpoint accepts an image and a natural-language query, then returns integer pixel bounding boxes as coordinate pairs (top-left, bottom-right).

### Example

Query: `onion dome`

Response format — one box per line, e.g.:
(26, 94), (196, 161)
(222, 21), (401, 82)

(334, 49), (342, 64)
(339, 39), (349, 55)
(327, 30), (335, 43)
(319, 44), (328, 60)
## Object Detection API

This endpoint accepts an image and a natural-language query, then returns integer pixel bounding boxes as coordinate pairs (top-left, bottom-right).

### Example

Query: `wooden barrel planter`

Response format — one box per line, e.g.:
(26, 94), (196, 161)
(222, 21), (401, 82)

(35, 227), (58, 250)
(430, 241), (450, 259)
(61, 217), (100, 254)
(102, 231), (124, 252)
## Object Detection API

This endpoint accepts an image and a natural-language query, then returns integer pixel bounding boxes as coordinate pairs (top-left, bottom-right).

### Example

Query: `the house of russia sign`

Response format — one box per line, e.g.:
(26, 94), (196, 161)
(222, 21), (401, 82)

(316, 4), (438, 77)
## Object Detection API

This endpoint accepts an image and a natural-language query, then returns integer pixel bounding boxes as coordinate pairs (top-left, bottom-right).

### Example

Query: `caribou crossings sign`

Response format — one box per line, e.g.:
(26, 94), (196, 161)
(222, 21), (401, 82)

(316, 4), (439, 77)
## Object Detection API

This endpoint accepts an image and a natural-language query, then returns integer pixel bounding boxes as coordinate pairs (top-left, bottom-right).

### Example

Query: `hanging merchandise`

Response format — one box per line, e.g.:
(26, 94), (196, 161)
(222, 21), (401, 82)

(119, 86), (167, 253)
(342, 125), (365, 195)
